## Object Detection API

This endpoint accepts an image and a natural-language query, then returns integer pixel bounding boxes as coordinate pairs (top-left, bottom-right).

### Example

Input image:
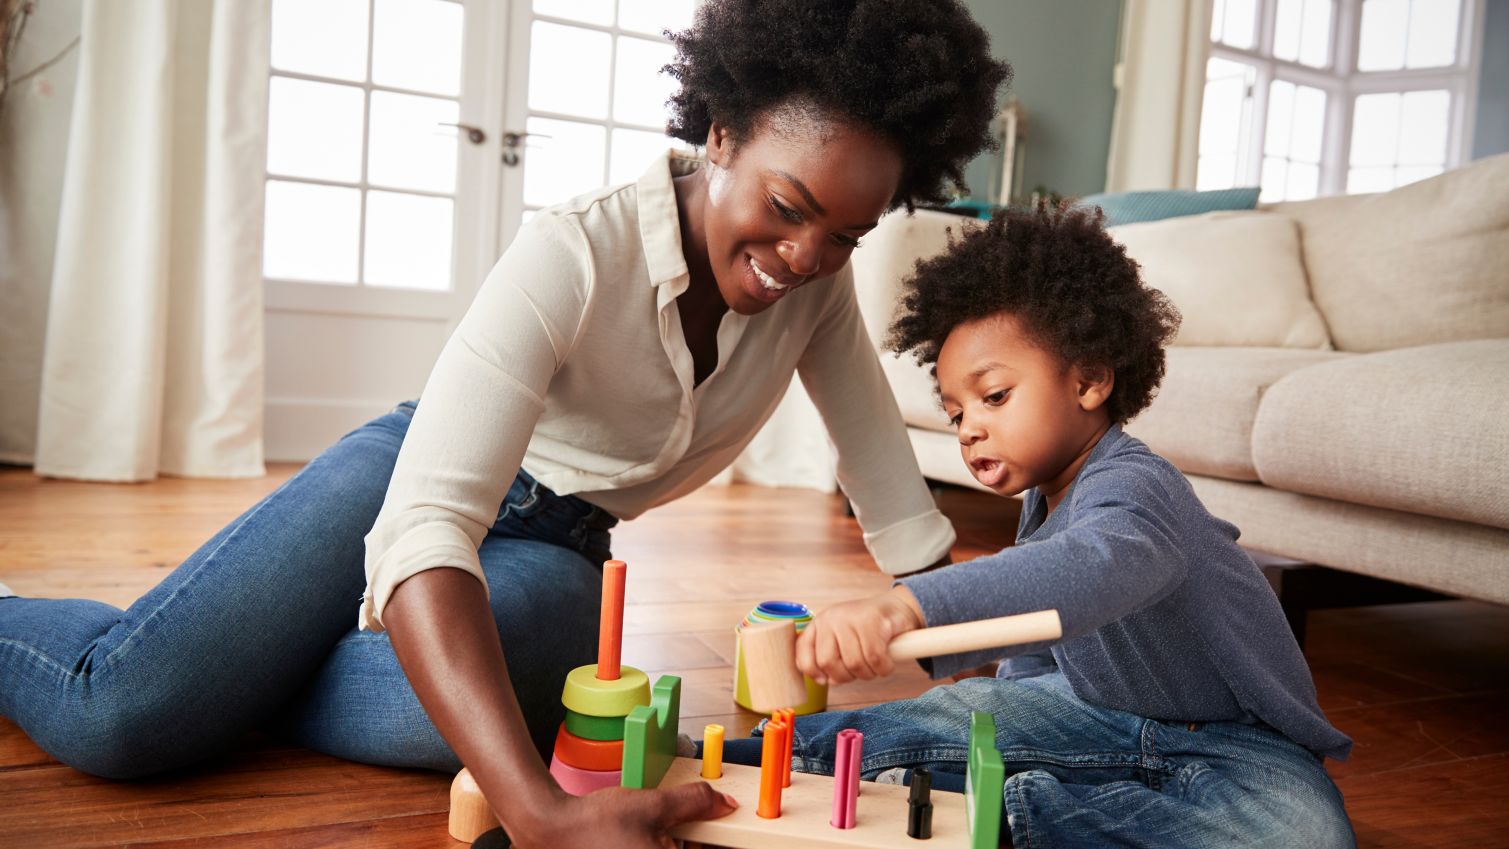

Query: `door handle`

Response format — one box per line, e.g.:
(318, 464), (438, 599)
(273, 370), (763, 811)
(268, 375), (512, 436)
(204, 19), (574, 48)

(439, 122), (487, 144)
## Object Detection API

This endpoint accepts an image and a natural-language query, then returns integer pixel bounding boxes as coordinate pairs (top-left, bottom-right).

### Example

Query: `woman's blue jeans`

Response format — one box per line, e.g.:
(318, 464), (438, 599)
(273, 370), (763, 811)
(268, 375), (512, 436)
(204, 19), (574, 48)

(0, 401), (616, 779)
(723, 672), (1355, 849)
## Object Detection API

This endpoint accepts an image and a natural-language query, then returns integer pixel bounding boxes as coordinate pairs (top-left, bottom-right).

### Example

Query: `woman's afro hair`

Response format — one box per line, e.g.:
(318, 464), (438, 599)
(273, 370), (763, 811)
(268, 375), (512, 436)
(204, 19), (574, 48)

(664, 0), (1012, 210)
(887, 204), (1182, 425)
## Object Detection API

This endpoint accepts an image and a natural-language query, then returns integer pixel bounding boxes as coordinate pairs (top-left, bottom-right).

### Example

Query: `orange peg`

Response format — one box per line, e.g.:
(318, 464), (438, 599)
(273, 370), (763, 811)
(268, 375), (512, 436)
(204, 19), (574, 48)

(776, 708), (795, 788)
(597, 560), (626, 680)
(756, 719), (789, 819)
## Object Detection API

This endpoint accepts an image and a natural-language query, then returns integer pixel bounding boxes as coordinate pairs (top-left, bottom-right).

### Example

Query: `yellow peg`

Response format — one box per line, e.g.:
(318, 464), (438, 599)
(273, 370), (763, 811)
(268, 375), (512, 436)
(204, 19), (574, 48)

(701, 723), (725, 779)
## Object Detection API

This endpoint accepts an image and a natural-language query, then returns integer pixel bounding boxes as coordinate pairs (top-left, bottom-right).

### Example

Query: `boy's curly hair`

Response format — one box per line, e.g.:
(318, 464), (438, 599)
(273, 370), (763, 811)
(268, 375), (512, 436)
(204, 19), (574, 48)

(664, 0), (1011, 210)
(887, 204), (1182, 425)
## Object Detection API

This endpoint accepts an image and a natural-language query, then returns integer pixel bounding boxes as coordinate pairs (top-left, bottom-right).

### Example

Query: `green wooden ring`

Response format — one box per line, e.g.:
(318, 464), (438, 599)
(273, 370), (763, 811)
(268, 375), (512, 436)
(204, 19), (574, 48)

(564, 709), (626, 741)
(561, 664), (650, 718)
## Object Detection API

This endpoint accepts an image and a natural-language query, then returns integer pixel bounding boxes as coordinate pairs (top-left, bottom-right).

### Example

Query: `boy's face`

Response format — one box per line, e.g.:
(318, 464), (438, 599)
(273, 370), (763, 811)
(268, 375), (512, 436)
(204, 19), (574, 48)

(936, 312), (1113, 504)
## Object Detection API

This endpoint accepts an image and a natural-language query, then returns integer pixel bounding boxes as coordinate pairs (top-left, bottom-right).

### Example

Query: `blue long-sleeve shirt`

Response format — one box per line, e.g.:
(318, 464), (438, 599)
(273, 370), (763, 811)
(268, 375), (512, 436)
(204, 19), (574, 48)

(898, 426), (1352, 760)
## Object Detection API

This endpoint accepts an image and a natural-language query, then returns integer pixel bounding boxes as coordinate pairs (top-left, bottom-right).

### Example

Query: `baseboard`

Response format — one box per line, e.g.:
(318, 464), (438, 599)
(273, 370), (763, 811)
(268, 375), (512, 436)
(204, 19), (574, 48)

(264, 397), (397, 462)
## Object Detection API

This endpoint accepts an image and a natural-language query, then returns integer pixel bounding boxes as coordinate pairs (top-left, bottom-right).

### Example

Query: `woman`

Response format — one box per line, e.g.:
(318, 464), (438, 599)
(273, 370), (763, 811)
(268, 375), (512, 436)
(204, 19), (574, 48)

(0, 1), (1009, 845)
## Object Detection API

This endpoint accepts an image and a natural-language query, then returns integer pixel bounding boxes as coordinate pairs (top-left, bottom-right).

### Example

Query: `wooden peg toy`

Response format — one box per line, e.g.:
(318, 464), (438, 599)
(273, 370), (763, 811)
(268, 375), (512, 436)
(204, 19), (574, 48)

(598, 560), (626, 680)
(756, 719), (789, 819)
(742, 609), (1064, 713)
(702, 723), (725, 779)
(774, 708), (795, 788)
(548, 559), (651, 795)
(448, 768), (498, 842)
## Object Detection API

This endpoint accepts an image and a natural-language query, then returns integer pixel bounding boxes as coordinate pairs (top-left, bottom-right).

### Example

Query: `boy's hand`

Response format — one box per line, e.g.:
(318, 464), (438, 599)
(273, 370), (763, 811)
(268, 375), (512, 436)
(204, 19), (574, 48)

(512, 783), (738, 849)
(795, 587), (926, 685)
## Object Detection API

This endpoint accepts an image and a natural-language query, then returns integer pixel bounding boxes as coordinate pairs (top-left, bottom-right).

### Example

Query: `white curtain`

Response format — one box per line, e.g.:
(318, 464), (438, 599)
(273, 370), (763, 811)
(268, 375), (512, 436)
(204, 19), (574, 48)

(35, 0), (270, 481)
(719, 379), (838, 492)
(1104, 0), (1212, 192)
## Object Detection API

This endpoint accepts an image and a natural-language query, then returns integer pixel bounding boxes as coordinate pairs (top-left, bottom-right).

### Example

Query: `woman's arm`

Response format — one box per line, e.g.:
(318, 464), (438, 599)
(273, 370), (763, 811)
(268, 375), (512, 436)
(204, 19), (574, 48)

(796, 266), (957, 575)
(386, 570), (737, 848)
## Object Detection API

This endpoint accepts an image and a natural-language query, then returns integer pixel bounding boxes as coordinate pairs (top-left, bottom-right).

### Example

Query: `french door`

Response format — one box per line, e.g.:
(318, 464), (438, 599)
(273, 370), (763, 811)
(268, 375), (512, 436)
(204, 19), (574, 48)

(263, 0), (695, 459)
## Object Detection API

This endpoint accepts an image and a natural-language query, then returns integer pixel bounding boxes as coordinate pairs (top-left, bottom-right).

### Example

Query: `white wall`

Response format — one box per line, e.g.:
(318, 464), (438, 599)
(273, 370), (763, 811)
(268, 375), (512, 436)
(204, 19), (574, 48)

(0, 0), (82, 464)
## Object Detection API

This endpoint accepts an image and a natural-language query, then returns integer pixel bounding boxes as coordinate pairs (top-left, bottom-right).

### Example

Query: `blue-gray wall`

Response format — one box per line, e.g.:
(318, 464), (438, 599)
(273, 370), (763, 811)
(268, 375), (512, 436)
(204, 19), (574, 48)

(959, 0), (1124, 203)
(1473, 0), (1509, 159)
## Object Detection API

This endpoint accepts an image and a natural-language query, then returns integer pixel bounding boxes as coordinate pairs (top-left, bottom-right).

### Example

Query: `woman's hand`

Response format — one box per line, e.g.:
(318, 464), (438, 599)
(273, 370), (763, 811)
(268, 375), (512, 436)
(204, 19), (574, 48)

(795, 586), (925, 685)
(509, 783), (738, 849)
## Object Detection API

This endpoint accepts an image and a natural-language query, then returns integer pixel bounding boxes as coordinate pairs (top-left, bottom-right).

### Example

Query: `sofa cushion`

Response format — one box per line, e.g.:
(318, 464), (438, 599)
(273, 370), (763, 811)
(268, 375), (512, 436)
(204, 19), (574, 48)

(1080, 186), (1259, 227)
(1266, 153), (1509, 352)
(1109, 212), (1332, 349)
(1251, 339), (1509, 530)
(880, 351), (951, 433)
(850, 208), (983, 349)
(1124, 347), (1346, 481)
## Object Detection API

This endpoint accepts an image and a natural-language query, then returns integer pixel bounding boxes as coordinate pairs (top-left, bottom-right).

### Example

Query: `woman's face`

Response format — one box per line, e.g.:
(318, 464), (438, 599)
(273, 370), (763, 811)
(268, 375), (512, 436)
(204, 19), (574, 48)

(699, 115), (904, 315)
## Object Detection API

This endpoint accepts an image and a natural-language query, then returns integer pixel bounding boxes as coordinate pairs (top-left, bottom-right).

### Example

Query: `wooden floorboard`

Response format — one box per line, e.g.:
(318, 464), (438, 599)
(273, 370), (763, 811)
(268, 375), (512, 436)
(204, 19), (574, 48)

(1, 464), (1505, 847)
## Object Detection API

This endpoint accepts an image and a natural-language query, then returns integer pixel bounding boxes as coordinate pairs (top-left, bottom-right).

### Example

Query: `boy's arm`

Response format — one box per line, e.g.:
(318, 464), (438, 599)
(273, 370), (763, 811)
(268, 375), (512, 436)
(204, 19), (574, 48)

(896, 464), (1187, 678)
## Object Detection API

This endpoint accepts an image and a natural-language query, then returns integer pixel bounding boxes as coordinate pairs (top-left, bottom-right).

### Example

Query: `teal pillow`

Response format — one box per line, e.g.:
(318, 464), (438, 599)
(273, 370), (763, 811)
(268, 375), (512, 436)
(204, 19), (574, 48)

(1077, 187), (1259, 228)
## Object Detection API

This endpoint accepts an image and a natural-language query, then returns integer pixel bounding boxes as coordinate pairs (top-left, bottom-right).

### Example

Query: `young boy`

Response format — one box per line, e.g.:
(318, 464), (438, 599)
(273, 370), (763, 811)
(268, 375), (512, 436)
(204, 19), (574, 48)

(724, 205), (1355, 848)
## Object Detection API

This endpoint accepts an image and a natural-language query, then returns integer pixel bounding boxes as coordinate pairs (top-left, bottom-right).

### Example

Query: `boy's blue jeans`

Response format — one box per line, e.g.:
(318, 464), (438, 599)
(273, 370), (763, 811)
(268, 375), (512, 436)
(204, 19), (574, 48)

(723, 672), (1355, 849)
(0, 401), (615, 778)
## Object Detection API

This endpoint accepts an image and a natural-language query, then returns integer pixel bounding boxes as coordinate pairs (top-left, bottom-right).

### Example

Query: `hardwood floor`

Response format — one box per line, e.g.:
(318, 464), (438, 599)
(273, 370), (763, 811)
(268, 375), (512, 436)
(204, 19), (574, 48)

(1, 464), (1505, 847)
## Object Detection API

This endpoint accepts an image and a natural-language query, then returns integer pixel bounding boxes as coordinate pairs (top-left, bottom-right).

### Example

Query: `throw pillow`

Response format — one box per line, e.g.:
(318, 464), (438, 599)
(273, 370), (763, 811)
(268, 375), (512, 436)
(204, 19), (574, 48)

(1109, 211), (1331, 349)
(1079, 187), (1260, 227)
(1264, 152), (1509, 352)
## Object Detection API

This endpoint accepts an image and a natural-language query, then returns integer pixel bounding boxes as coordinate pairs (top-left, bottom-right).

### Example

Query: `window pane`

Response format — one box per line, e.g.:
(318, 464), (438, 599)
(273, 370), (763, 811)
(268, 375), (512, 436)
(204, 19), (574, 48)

(1358, 0), (1408, 70)
(1398, 89), (1449, 163)
(266, 77), (365, 183)
(1348, 165), (1396, 192)
(1215, 0), (1258, 48)
(1300, 0), (1333, 67)
(523, 117), (607, 207)
(618, 0), (698, 36)
(364, 191), (454, 290)
(1394, 163), (1443, 185)
(614, 36), (678, 128)
(534, 0), (614, 26)
(1350, 93), (1401, 166)
(1197, 154), (1240, 190)
(372, 0), (464, 96)
(610, 128), (680, 185)
(1405, 0), (1460, 68)
(1266, 81), (1296, 159)
(1292, 84), (1326, 163)
(368, 91), (460, 193)
(529, 21), (612, 118)
(1261, 155), (1290, 202)
(1200, 58), (1256, 157)
(264, 181), (361, 283)
(270, 0), (368, 82)
(1286, 161), (1320, 199)
(1274, 0), (1304, 61)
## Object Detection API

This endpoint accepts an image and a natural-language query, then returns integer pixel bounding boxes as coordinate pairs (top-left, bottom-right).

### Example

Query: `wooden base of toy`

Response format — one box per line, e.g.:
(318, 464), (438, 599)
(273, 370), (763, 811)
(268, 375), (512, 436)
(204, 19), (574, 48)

(660, 757), (973, 849)
(448, 768), (499, 842)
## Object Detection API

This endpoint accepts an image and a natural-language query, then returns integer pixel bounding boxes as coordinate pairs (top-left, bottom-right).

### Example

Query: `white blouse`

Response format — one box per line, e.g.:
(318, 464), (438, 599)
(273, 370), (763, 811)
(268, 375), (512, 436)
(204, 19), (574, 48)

(360, 151), (956, 630)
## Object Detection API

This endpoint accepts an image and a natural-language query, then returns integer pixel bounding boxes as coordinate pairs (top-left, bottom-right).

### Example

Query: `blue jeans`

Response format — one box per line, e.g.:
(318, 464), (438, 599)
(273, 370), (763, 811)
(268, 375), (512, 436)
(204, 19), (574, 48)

(723, 672), (1354, 849)
(0, 401), (616, 778)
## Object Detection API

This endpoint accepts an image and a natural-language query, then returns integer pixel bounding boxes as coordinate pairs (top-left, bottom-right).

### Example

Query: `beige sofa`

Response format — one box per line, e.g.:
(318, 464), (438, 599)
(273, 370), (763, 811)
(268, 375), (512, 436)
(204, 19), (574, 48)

(850, 153), (1509, 607)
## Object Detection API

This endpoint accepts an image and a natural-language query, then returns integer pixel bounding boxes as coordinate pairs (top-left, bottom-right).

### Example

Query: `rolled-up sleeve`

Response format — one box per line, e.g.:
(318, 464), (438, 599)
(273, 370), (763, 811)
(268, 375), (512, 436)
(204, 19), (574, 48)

(359, 214), (593, 631)
(797, 266), (956, 575)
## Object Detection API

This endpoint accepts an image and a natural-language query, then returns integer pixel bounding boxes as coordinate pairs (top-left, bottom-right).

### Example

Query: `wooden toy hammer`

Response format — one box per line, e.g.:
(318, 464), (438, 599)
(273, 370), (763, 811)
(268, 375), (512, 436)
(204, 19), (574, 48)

(739, 609), (1063, 712)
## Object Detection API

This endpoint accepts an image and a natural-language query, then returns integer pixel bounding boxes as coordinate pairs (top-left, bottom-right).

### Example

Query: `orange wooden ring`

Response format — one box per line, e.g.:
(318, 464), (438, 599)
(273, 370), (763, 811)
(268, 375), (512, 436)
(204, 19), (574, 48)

(554, 722), (625, 772)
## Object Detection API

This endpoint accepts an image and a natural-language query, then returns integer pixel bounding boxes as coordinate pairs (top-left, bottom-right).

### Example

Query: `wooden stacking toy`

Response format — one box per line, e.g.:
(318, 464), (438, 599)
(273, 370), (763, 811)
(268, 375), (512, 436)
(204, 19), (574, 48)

(740, 608), (1064, 713)
(550, 559), (652, 795)
(449, 564), (1022, 847)
(733, 601), (828, 715)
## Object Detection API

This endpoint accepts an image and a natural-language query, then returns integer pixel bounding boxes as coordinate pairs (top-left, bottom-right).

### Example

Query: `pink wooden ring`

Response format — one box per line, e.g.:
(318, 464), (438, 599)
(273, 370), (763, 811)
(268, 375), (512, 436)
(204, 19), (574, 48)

(549, 756), (623, 796)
